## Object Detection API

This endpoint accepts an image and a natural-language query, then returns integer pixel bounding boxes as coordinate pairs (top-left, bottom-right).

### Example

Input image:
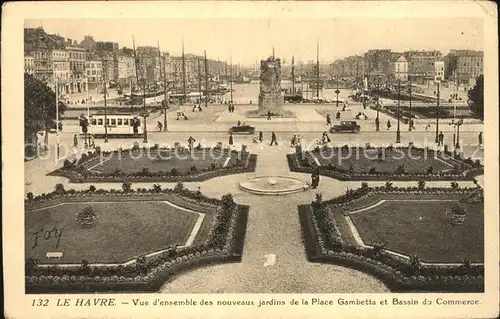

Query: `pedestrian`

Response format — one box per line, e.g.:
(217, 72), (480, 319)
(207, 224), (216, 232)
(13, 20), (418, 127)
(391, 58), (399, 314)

(270, 131), (278, 146)
(387, 120), (392, 131)
(321, 131), (330, 144)
(228, 104), (231, 113)
(192, 104), (197, 112)
(228, 132), (234, 148)
(259, 131), (263, 143)
(336, 111), (341, 119)
(438, 131), (444, 146)
(73, 134), (78, 148)
(291, 134), (297, 147)
(157, 121), (163, 131)
(188, 136), (196, 151)
(326, 113), (331, 126)
(311, 167), (320, 189)
(237, 120), (241, 126)
(478, 132), (483, 147)
(267, 110), (272, 120)
(90, 135), (95, 148)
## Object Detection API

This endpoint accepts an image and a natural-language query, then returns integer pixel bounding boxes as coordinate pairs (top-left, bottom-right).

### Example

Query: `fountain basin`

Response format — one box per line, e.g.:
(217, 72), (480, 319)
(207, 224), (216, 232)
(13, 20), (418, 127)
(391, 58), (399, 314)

(239, 176), (307, 195)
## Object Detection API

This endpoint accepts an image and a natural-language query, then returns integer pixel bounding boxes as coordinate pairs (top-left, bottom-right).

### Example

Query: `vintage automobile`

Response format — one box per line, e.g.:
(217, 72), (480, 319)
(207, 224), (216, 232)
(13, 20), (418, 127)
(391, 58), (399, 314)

(229, 124), (255, 135)
(330, 120), (361, 133)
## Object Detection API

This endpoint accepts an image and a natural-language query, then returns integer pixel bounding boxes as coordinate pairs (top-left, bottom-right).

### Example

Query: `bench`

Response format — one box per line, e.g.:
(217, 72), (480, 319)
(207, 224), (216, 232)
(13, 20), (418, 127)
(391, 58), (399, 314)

(46, 252), (63, 259)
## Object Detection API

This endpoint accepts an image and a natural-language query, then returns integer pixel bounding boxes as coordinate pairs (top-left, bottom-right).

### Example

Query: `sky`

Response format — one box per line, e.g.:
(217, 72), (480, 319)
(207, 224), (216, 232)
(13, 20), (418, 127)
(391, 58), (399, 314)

(25, 18), (483, 66)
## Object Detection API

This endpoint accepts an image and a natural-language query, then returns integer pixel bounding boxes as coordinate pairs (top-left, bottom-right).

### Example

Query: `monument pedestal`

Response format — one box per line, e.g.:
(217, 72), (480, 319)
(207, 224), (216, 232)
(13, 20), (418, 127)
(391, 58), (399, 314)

(258, 93), (284, 115)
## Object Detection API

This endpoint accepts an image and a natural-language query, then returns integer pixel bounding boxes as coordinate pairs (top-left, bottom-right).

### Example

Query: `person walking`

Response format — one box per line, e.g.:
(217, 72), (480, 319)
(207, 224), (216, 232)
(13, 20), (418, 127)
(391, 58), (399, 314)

(478, 132), (483, 147)
(258, 131), (263, 143)
(188, 136), (196, 151)
(267, 110), (272, 120)
(157, 121), (163, 131)
(311, 167), (320, 189)
(387, 120), (392, 131)
(326, 113), (332, 126)
(90, 135), (95, 148)
(438, 131), (444, 146)
(270, 131), (278, 146)
(228, 132), (234, 148)
(73, 134), (78, 148)
(291, 134), (297, 147)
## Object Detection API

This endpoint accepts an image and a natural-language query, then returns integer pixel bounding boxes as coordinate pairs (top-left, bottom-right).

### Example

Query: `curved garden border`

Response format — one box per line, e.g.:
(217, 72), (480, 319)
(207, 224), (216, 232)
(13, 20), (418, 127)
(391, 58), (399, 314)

(25, 185), (249, 293)
(48, 146), (258, 183)
(298, 185), (484, 293)
(287, 146), (483, 181)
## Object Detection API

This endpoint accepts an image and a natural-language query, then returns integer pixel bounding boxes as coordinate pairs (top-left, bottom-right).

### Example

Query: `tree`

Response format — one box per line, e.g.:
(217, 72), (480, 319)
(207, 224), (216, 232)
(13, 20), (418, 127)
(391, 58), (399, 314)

(467, 74), (484, 120)
(24, 73), (67, 157)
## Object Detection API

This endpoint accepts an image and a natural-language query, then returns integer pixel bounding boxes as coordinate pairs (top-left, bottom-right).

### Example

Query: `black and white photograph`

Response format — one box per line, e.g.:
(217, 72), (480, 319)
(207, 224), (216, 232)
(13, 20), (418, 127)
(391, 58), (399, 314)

(3, 1), (499, 319)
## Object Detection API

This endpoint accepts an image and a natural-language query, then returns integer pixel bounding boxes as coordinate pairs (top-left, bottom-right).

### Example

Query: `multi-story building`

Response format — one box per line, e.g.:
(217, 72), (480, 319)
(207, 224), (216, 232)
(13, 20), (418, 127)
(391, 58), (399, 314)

(96, 51), (115, 83)
(79, 35), (96, 52)
(434, 60), (445, 82)
(404, 50), (443, 84)
(136, 46), (163, 84)
(24, 55), (34, 75)
(390, 55), (408, 82)
(67, 46), (87, 94)
(31, 48), (70, 94)
(96, 41), (119, 52)
(85, 56), (103, 91)
(445, 50), (483, 86)
(115, 52), (137, 86)
(364, 49), (393, 84)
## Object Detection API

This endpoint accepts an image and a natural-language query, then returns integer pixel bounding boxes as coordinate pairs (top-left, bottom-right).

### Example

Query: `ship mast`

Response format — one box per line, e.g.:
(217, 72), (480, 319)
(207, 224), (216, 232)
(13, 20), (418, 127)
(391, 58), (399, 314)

(204, 50), (208, 107)
(316, 41), (320, 99)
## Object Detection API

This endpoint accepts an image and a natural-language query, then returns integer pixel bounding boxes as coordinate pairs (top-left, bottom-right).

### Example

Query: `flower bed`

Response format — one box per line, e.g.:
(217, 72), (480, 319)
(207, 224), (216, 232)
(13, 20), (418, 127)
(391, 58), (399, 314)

(288, 146), (483, 181)
(49, 145), (257, 183)
(298, 186), (484, 292)
(25, 186), (249, 293)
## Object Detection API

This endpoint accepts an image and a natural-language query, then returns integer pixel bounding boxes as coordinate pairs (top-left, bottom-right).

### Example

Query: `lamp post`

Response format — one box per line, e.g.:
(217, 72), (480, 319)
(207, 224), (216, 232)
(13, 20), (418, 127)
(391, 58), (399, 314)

(455, 117), (463, 150)
(407, 80), (412, 131)
(103, 76), (108, 143)
(435, 80), (440, 144)
(375, 99), (380, 132)
(335, 75), (340, 108)
(396, 80), (401, 143)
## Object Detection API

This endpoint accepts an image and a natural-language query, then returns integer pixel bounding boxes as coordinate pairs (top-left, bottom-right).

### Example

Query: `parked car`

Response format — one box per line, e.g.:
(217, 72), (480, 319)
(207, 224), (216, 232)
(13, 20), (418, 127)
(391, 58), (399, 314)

(330, 121), (360, 133)
(229, 124), (255, 134)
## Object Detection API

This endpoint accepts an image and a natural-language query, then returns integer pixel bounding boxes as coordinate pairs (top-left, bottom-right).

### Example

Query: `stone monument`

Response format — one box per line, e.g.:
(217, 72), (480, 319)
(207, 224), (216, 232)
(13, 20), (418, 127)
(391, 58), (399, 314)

(258, 56), (284, 115)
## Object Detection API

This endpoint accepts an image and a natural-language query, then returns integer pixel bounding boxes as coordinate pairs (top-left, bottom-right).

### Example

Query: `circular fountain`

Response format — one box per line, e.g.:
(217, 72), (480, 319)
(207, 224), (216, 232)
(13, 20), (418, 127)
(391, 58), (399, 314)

(239, 176), (307, 195)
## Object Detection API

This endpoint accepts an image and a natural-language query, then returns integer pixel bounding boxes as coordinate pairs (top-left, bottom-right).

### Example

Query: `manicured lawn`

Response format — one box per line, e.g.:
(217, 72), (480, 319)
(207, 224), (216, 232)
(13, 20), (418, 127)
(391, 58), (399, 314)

(25, 201), (201, 263)
(89, 150), (239, 175)
(349, 200), (483, 263)
(316, 148), (453, 173)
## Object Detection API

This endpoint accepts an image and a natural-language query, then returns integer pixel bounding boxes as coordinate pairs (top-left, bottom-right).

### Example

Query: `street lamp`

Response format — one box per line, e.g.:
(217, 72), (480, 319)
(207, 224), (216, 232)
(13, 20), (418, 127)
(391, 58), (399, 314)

(455, 117), (463, 150)
(375, 99), (380, 132)
(396, 80), (401, 143)
(435, 79), (440, 144)
(335, 75), (340, 107)
(407, 80), (412, 131)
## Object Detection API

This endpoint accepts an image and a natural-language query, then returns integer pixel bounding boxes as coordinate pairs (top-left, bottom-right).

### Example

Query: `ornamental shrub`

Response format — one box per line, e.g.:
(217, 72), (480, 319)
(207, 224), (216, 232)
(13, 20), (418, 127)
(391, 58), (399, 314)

(418, 180), (426, 190)
(122, 181), (132, 193)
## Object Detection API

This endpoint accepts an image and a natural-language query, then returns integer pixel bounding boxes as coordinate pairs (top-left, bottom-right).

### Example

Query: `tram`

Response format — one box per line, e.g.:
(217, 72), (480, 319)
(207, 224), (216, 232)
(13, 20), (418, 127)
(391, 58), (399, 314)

(82, 113), (144, 138)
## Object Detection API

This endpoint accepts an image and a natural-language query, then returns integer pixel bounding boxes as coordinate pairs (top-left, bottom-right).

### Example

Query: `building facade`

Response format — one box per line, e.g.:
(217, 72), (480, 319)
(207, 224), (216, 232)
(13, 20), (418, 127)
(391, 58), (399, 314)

(434, 60), (445, 82)
(67, 46), (87, 94)
(24, 55), (34, 75)
(404, 50), (443, 84)
(96, 41), (119, 52)
(390, 55), (408, 82)
(445, 50), (483, 86)
(85, 58), (103, 91)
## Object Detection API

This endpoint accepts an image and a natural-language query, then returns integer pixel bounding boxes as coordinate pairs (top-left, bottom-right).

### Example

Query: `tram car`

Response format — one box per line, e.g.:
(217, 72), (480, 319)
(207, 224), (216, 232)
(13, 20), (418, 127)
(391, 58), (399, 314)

(81, 113), (143, 138)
